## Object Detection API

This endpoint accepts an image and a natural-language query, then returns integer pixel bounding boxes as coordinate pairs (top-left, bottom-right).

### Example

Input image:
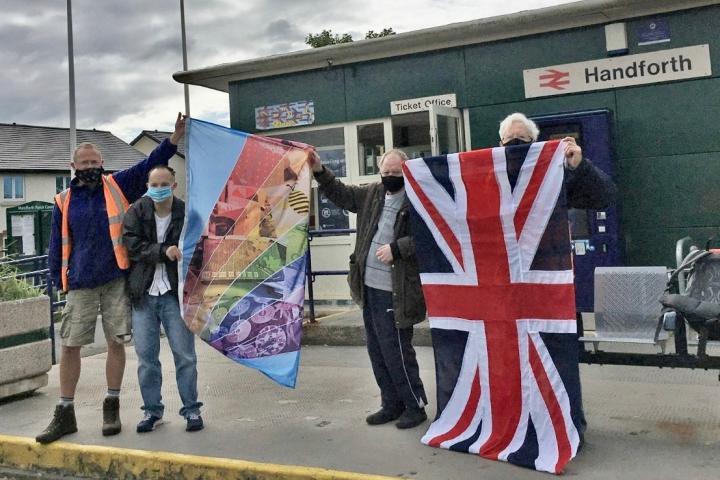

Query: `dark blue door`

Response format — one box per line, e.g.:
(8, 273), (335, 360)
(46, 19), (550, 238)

(531, 110), (622, 312)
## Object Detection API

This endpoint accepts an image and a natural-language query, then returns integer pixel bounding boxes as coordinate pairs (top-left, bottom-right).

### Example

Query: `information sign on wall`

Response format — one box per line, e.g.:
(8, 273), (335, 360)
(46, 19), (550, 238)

(523, 44), (711, 98)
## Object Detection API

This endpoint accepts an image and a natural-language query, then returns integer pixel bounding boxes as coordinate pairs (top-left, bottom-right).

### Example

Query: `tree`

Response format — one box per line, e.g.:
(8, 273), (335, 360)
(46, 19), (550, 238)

(365, 28), (396, 39)
(305, 29), (353, 48)
(305, 28), (396, 48)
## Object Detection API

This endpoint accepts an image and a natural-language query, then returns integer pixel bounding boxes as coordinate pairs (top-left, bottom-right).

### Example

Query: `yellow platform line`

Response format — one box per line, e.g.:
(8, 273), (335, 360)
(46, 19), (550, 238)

(0, 434), (395, 480)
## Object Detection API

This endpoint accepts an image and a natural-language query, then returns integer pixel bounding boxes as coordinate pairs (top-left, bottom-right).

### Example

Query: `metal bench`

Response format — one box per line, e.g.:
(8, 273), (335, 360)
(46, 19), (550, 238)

(580, 266), (669, 353)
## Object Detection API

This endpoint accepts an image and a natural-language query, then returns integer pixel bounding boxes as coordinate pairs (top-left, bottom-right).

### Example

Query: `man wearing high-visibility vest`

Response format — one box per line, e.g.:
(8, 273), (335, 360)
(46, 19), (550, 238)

(36, 113), (186, 444)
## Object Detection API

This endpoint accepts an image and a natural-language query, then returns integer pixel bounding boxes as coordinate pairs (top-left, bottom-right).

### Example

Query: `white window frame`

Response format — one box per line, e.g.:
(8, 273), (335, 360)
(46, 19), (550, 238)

(258, 111), (470, 244)
(3, 175), (25, 201)
(260, 122), (363, 246)
(56, 175), (72, 193)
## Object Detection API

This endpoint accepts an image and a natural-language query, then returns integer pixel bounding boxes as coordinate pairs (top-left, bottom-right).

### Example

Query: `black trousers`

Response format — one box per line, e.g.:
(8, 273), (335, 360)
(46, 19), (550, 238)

(362, 286), (427, 410)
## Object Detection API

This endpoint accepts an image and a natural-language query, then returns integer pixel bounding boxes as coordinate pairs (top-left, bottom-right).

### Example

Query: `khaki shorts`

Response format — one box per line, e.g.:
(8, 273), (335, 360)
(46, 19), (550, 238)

(59, 277), (132, 347)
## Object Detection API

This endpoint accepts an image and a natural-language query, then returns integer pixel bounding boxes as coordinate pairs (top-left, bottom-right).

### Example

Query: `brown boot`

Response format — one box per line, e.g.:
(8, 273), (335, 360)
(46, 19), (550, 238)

(36, 404), (78, 444)
(102, 397), (121, 436)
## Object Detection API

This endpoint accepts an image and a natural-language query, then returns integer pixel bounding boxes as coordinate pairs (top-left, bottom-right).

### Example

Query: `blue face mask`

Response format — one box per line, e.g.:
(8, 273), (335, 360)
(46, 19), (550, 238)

(146, 186), (173, 202)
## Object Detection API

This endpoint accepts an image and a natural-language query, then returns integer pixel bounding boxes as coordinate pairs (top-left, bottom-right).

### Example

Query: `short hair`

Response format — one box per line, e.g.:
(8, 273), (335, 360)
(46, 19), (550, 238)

(498, 113), (540, 142)
(73, 142), (102, 162)
(377, 148), (409, 168)
(148, 164), (176, 178)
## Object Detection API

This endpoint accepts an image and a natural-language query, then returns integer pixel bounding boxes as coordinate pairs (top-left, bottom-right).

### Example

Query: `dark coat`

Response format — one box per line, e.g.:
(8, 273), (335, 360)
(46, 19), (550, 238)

(314, 167), (426, 328)
(122, 195), (185, 305)
(564, 158), (616, 209)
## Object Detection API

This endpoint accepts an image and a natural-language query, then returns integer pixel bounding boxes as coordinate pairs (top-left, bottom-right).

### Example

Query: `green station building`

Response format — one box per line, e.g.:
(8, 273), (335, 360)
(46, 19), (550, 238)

(175, 0), (720, 306)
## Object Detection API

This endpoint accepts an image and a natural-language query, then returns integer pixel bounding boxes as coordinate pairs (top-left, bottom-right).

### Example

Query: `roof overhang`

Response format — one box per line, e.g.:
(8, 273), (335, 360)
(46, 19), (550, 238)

(173, 0), (718, 92)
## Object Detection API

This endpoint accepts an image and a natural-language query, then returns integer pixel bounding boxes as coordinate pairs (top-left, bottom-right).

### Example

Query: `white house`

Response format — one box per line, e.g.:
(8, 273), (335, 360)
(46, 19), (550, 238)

(0, 123), (145, 255)
(130, 130), (186, 199)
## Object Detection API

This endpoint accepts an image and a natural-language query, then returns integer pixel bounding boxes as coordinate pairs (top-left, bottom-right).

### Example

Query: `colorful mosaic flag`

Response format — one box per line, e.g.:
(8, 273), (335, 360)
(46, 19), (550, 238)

(180, 118), (311, 387)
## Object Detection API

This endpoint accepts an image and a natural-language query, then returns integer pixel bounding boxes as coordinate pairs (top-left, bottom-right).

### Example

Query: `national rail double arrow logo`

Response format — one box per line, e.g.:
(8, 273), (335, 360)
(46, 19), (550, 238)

(539, 69), (570, 90)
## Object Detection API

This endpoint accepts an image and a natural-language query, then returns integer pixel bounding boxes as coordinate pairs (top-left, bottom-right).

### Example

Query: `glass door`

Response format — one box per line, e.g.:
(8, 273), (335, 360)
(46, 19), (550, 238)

(429, 105), (463, 156)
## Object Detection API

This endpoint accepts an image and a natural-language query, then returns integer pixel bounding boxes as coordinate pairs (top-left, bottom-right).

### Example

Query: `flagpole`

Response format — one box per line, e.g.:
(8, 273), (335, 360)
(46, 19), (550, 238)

(67, 0), (76, 165)
(180, 0), (190, 116)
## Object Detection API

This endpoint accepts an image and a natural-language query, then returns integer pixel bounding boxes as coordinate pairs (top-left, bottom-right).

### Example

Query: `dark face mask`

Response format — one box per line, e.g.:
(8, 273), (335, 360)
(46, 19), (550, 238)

(381, 175), (404, 193)
(502, 138), (532, 147)
(75, 167), (104, 185)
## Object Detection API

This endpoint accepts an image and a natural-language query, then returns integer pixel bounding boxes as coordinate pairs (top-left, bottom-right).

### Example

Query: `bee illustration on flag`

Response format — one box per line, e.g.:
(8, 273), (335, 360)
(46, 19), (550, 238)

(403, 140), (584, 473)
(179, 119), (311, 387)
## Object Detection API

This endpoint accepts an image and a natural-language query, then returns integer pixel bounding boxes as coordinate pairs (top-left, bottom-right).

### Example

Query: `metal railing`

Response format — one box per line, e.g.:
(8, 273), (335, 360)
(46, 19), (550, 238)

(0, 254), (63, 364)
(305, 228), (356, 322)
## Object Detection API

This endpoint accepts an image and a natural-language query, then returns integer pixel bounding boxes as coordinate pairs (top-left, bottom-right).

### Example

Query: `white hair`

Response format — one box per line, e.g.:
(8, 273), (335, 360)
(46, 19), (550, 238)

(377, 148), (409, 168)
(498, 113), (540, 142)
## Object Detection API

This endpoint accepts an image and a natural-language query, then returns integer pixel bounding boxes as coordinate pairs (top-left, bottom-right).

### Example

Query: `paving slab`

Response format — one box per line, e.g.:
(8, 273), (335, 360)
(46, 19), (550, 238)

(1, 339), (719, 479)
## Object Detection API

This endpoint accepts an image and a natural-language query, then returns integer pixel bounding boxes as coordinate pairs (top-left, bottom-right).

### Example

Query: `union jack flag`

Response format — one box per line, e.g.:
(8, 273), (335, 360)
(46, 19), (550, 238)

(403, 140), (584, 474)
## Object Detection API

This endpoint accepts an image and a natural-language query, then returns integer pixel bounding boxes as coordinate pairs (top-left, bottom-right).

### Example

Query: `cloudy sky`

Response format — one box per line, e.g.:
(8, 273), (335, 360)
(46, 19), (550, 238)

(2, 0), (573, 142)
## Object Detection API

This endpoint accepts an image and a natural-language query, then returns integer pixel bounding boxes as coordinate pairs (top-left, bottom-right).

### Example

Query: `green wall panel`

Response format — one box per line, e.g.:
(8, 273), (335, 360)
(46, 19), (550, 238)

(624, 226), (720, 268)
(344, 49), (467, 120)
(615, 78), (720, 159)
(464, 26), (606, 107)
(229, 68), (347, 132)
(618, 152), (720, 230)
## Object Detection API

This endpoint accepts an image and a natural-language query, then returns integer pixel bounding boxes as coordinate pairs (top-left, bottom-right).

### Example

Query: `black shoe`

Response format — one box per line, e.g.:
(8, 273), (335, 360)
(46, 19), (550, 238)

(136, 413), (163, 433)
(396, 407), (427, 429)
(36, 404), (78, 444)
(366, 407), (404, 425)
(186, 413), (204, 432)
(102, 396), (121, 436)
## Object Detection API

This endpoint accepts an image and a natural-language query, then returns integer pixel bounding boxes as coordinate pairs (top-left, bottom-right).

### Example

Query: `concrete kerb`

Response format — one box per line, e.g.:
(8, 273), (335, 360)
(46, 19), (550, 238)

(0, 434), (396, 480)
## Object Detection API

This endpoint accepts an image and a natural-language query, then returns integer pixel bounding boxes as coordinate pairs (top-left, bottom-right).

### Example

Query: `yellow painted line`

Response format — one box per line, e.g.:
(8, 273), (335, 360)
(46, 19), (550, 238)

(0, 434), (395, 480)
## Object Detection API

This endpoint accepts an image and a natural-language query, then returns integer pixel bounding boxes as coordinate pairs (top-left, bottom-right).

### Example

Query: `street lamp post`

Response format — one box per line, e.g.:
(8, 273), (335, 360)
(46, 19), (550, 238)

(67, 0), (76, 164)
(180, 0), (190, 116)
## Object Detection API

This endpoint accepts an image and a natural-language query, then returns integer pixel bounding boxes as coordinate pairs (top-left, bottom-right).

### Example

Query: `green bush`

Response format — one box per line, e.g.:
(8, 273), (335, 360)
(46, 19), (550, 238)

(0, 263), (42, 302)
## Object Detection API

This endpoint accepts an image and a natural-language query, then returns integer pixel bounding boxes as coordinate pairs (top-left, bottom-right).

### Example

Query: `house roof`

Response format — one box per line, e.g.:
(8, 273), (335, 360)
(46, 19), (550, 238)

(130, 130), (185, 158)
(173, 0), (718, 92)
(0, 123), (145, 172)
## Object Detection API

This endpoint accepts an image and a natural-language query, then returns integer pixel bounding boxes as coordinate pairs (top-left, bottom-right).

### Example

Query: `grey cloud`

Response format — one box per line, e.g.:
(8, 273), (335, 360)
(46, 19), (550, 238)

(264, 19), (305, 42)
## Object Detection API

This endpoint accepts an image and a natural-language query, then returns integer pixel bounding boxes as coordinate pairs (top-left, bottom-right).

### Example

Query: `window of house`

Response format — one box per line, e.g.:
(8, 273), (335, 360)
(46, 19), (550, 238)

(3, 175), (24, 200)
(273, 127), (346, 177)
(56, 175), (71, 193)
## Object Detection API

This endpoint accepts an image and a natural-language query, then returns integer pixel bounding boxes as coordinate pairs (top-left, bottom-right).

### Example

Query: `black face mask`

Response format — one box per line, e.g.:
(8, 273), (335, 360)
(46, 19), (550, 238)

(502, 138), (532, 147)
(75, 167), (104, 185)
(381, 175), (404, 193)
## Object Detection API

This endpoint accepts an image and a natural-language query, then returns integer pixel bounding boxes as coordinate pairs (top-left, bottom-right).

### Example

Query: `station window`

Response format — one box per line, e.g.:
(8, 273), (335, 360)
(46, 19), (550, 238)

(391, 112), (431, 159)
(273, 127), (346, 177)
(3, 175), (24, 200)
(436, 115), (460, 155)
(357, 123), (385, 176)
(314, 188), (349, 231)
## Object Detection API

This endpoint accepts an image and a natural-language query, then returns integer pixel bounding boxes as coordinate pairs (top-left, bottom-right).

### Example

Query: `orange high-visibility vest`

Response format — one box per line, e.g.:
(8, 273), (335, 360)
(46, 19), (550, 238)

(54, 175), (130, 292)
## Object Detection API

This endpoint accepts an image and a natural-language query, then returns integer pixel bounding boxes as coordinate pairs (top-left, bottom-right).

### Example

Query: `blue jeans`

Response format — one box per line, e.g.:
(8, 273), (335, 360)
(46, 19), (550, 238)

(132, 293), (202, 418)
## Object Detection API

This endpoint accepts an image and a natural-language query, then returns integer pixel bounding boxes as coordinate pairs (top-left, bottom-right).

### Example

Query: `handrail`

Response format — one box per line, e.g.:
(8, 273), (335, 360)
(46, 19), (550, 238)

(0, 254), (49, 265)
(1, 255), (61, 364)
(308, 228), (356, 238)
(305, 228), (356, 322)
